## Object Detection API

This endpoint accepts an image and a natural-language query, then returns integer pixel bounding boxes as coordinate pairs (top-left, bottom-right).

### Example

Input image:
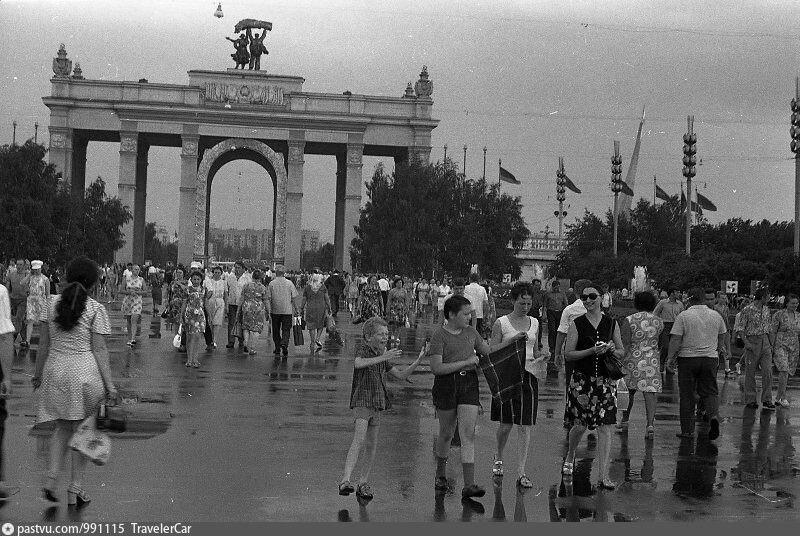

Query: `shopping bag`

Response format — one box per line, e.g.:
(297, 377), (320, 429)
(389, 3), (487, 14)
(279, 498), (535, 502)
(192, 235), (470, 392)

(172, 324), (183, 348)
(292, 316), (305, 346)
(615, 378), (629, 409)
(68, 416), (111, 466)
(96, 398), (127, 433)
(326, 313), (336, 332)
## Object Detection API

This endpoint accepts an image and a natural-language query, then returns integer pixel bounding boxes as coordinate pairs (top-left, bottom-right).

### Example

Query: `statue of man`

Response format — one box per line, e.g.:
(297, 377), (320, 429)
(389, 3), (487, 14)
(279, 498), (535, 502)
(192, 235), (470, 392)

(247, 28), (268, 71)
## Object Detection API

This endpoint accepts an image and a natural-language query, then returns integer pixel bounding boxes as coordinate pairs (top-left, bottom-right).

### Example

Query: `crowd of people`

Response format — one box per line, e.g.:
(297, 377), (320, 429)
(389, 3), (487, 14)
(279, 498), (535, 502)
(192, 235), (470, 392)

(0, 255), (797, 509)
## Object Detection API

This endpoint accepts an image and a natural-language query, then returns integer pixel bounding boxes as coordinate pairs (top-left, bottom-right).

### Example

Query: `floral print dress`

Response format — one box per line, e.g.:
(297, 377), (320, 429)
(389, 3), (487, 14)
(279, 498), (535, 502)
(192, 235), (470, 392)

(182, 285), (206, 334)
(240, 282), (266, 333)
(358, 286), (383, 320)
(772, 309), (800, 375)
(622, 311), (664, 392)
(26, 274), (50, 322)
(167, 280), (188, 324)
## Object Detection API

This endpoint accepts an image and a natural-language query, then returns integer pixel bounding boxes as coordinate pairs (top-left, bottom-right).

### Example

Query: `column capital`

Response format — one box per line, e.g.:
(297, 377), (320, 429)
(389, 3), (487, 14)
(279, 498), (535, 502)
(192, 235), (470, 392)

(181, 137), (199, 157)
(346, 143), (364, 166)
(48, 127), (72, 150)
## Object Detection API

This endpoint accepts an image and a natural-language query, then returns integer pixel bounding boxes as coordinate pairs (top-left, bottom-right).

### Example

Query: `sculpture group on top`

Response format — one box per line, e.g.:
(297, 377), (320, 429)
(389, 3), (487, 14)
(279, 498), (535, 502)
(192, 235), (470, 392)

(226, 19), (272, 71)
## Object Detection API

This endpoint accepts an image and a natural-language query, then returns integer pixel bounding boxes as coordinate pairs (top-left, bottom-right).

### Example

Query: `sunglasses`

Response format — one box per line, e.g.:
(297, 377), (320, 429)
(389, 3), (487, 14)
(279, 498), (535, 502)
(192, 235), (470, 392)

(581, 293), (599, 301)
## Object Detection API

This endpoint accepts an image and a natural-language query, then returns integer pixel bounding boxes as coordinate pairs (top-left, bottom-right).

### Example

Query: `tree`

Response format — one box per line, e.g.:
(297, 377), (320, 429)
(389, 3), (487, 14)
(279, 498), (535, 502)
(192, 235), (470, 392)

(144, 222), (178, 267)
(301, 242), (335, 271)
(0, 142), (131, 267)
(351, 159), (529, 278)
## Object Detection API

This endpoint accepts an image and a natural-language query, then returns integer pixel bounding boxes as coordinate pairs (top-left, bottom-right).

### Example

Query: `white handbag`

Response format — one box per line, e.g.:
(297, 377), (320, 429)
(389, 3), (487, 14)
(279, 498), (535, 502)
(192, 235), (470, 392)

(172, 323), (183, 348)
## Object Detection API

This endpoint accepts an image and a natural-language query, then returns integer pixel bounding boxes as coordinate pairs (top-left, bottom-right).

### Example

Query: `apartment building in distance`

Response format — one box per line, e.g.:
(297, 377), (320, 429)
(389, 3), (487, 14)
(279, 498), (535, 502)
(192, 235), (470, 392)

(301, 229), (320, 252)
(209, 227), (274, 260)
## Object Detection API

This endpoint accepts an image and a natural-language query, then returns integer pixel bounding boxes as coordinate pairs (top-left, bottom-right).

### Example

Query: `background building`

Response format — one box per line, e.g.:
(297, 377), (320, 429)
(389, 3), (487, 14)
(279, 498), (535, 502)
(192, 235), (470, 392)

(301, 229), (320, 252)
(209, 227), (273, 261)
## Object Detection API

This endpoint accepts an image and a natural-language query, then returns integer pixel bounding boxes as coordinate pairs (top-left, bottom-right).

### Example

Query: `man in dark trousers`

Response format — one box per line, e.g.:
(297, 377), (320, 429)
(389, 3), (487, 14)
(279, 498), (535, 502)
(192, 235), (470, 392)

(0, 283), (21, 499)
(325, 270), (345, 317)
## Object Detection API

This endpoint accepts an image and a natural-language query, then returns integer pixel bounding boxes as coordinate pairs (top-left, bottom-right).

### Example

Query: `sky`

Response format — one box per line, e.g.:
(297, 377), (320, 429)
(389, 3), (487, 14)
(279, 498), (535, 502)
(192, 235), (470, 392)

(2, 0), (798, 243)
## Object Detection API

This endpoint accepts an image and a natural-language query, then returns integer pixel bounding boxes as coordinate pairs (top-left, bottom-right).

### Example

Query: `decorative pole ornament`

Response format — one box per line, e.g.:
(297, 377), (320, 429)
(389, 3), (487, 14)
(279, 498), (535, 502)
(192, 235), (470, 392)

(682, 115), (697, 255)
(611, 141), (623, 257)
(555, 157), (568, 243)
(214, 3), (224, 18)
(791, 77), (800, 254)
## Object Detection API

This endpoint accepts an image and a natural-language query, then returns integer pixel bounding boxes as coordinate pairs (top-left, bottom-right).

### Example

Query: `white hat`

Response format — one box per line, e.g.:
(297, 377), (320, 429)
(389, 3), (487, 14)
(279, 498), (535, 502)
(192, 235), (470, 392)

(190, 261), (203, 269)
(31, 260), (43, 270)
(148, 266), (158, 274)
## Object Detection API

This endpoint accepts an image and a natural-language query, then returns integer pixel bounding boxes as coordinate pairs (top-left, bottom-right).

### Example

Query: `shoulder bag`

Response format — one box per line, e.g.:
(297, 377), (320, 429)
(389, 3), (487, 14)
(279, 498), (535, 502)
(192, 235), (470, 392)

(603, 318), (627, 380)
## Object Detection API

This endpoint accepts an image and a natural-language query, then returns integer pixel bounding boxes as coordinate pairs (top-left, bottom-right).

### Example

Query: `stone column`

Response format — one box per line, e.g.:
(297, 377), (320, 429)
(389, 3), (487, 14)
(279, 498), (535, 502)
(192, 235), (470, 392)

(285, 130), (305, 270)
(116, 129), (138, 263)
(334, 136), (363, 272)
(48, 127), (73, 185)
(132, 142), (150, 265)
(177, 130), (199, 266)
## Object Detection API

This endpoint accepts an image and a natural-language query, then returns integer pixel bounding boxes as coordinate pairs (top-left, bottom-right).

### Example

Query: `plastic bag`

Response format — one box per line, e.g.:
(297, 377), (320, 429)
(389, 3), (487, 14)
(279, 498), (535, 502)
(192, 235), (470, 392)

(69, 416), (111, 466)
(615, 378), (629, 409)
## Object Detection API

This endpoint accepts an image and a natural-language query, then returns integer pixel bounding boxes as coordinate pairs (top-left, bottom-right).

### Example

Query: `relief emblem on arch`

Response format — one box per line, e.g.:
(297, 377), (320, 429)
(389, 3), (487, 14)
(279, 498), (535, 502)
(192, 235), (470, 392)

(204, 82), (285, 105)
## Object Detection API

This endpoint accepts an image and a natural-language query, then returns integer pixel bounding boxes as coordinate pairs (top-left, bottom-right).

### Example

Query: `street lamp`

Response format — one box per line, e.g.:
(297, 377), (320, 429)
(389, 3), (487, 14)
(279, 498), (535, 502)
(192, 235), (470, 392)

(682, 116), (697, 255)
(214, 3), (224, 18)
(463, 145), (467, 176)
(791, 77), (800, 254)
(611, 141), (624, 257)
(443, 144), (447, 161)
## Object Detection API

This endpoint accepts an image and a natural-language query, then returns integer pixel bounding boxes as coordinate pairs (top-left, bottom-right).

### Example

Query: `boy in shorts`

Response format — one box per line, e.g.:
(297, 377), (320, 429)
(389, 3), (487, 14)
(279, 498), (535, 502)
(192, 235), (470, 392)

(339, 316), (426, 500)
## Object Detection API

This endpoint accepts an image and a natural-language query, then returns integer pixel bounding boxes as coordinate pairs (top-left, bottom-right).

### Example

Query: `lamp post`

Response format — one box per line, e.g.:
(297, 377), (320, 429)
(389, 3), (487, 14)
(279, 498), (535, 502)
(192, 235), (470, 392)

(791, 77), (800, 254)
(611, 141), (624, 257)
(682, 116), (697, 255)
(482, 146), (487, 180)
(34, 121), (38, 144)
(555, 157), (568, 243)
(443, 144), (448, 161)
(463, 145), (467, 176)
(12, 120), (17, 146)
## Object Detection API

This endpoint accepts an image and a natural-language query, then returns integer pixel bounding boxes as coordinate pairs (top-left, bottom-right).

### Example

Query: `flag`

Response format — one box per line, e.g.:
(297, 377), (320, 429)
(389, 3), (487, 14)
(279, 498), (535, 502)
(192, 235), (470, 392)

(620, 181), (634, 197)
(680, 193), (701, 213)
(696, 191), (717, 212)
(562, 174), (581, 194)
(499, 164), (520, 184)
(655, 183), (670, 201)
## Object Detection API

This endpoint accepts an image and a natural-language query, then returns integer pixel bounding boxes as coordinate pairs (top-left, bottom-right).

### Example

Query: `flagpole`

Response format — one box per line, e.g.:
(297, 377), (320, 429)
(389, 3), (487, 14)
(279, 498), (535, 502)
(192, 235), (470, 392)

(653, 175), (656, 205)
(483, 146), (487, 181)
(498, 158), (501, 188)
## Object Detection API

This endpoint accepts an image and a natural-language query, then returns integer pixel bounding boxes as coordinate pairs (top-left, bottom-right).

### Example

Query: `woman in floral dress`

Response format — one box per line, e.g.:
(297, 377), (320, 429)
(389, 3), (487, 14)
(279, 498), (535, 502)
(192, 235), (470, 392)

(617, 292), (663, 439)
(771, 293), (799, 406)
(181, 271), (208, 367)
(239, 270), (267, 355)
(26, 260), (50, 346)
(355, 275), (383, 323)
(562, 285), (625, 490)
(166, 268), (188, 350)
(120, 264), (145, 347)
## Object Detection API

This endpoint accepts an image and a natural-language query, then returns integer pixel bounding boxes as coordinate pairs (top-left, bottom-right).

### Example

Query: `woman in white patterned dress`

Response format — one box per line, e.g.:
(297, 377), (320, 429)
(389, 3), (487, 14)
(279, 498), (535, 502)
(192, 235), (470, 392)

(120, 264), (145, 347)
(617, 292), (663, 439)
(32, 256), (116, 506)
(25, 260), (50, 346)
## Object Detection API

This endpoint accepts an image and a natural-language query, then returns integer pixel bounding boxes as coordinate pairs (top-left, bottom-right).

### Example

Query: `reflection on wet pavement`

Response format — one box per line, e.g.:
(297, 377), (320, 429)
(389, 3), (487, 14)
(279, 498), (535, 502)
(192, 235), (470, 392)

(1, 298), (798, 521)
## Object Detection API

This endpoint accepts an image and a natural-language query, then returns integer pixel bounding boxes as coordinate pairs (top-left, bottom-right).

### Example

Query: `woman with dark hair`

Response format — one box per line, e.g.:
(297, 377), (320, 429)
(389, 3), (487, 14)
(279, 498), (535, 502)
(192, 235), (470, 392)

(386, 278), (408, 344)
(181, 271), (208, 367)
(240, 270), (267, 355)
(32, 256), (116, 506)
(771, 293), (799, 407)
(429, 295), (525, 500)
(489, 282), (545, 488)
(166, 267), (188, 352)
(617, 291), (664, 439)
(562, 285), (625, 490)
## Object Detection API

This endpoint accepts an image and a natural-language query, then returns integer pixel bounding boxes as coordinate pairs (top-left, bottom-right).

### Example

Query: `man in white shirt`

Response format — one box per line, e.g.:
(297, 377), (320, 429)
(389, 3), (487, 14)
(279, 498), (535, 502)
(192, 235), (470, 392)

(225, 261), (251, 349)
(463, 273), (489, 334)
(377, 275), (390, 313)
(600, 284), (613, 314)
(654, 288), (685, 373)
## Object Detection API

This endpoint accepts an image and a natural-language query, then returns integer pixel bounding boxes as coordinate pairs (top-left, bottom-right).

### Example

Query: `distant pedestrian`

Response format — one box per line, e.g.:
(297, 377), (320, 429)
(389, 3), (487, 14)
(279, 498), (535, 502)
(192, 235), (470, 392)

(120, 264), (145, 348)
(713, 291), (733, 374)
(0, 282), (21, 499)
(600, 284), (613, 315)
(148, 266), (163, 317)
(653, 289), (685, 373)
(377, 275), (390, 312)
(267, 265), (298, 357)
(32, 256), (116, 506)
(355, 275), (383, 322)
(666, 287), (727, 440)
(464, 272), (489, 336)
(386, 278), (408, 343)
(617, 291), (663, 439)
(301, 270), (330, 353)
(770, 293), (799, 407)
(225, 261), (250, 350)
(338, 317), (424, 501)
(736, 288), (775, 410)
(181, 271), (207, 367)
(204, 267), (227, 350)
(240, 270), (267, 356)
(325, 270), (345, 317)
(527, 279), (545, 349)
(26, 260), (49, 346)
(345, 273), (359, 316)
(6, 259), (29, 347)
(545, 281), (568, 356)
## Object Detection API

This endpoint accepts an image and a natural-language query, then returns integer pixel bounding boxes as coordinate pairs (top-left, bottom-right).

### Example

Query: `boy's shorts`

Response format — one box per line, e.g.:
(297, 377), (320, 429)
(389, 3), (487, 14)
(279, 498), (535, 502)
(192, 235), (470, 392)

(432, 370), (480, 410)
(353, 407), (381, 426)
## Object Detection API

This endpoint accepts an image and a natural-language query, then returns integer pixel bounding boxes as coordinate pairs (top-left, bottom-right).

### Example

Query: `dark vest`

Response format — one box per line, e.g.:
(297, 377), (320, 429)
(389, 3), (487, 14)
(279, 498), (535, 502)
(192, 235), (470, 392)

(572, 313), (616, 378)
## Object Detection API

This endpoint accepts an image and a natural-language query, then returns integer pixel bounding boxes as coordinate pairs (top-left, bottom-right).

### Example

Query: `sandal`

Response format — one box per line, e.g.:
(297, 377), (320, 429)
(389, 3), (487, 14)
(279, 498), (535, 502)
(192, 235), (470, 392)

(598, 478), (616, 490)
(192, 361), (200, 368)
(185, 362), (191, 367)
(338, 480), (355, 496)
(517, 474), (533, 488)
(615, 421), (629, 432)
(561, 460), (574, 476)
(492, 458), (504, 476)
(645, 425), (655, 439)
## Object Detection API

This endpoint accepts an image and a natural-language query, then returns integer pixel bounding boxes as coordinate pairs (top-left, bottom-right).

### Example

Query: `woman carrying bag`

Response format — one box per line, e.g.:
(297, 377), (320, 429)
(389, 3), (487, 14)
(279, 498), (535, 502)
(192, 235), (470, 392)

(32, 256), (117, 506)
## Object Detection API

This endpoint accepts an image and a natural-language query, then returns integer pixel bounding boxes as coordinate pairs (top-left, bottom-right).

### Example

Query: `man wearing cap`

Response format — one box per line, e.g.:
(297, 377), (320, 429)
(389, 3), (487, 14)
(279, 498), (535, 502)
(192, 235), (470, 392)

(268, 265), (299, 357)
(25, 261), (49, 347)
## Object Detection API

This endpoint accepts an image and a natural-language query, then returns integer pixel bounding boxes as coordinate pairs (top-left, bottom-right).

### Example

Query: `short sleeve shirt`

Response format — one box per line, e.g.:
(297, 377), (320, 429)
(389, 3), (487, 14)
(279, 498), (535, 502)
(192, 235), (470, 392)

(268, 276), (298, 315)
(671, 305), (726, 358)
(464, 283), (488, 318)
(737, 303), (772, 336)
(429, 325), (482, 364)
(0, 285), (14, 335)
(350, 343), (392, 410)
(558, 299), (587, 334)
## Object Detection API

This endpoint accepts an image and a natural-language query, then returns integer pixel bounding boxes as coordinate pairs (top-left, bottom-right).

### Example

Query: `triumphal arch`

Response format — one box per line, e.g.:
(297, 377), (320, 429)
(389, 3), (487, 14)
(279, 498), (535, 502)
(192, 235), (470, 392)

(43, 42), (437, 271)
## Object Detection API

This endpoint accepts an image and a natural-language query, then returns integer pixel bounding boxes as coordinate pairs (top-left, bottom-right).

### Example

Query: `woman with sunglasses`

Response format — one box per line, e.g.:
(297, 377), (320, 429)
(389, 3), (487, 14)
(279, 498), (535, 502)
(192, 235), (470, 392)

(562, 286), (625, 490)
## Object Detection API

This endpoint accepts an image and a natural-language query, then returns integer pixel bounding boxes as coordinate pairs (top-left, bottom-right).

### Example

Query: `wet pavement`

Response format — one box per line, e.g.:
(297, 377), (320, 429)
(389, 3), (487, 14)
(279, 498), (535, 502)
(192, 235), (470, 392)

(1, 299), (798, 522)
